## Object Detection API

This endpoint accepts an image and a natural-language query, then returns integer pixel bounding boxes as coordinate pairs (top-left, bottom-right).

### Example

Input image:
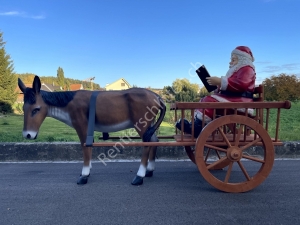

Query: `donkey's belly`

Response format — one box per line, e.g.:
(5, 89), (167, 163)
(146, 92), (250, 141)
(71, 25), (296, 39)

(94, 120), (133, 132)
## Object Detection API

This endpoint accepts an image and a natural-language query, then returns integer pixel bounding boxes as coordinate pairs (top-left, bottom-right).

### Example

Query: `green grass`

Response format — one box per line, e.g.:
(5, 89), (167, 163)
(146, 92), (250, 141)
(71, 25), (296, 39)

(265, 102), (300, 141)
(0, 102), (299, 142)
(0, 115), (175, 142)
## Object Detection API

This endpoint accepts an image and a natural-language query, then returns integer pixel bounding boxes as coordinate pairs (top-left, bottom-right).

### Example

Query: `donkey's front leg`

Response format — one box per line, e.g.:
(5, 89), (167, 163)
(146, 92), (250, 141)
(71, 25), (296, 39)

(131, 146), (150, 185)
(77, 146), (93, 185)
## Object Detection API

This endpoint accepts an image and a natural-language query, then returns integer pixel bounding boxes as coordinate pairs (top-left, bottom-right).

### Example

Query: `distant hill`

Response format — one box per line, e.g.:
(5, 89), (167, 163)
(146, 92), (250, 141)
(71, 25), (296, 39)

(17, 73), (102, 90)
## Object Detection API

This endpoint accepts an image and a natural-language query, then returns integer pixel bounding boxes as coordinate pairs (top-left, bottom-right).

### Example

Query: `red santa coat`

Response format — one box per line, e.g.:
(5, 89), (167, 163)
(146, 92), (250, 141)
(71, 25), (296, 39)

(196, 65), (256, 122)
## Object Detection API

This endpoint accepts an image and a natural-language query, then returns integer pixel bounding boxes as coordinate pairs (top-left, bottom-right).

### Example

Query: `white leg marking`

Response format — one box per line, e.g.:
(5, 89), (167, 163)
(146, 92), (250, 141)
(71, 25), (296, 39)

(137, 164), (146, 177)
(81, 166), (90, 176)
(89, 161), (92, 169)
(147, 160), (155, 171)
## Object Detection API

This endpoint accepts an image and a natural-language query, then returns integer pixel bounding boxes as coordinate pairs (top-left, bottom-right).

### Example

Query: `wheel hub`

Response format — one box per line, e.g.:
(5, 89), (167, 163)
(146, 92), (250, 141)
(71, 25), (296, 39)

(226, 147), (242, 161)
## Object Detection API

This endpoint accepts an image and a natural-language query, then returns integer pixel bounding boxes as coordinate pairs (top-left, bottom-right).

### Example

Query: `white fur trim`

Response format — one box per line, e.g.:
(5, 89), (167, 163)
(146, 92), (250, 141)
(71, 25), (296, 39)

(210, 95), (254, 116)
(194, 110), (212, 123)
(220, 76), (228, 90)
(232, 49), (254, 62)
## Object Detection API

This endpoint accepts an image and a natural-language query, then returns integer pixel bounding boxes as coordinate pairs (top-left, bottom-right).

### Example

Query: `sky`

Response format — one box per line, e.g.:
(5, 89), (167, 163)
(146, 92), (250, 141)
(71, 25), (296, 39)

(0, 0), (300, 89)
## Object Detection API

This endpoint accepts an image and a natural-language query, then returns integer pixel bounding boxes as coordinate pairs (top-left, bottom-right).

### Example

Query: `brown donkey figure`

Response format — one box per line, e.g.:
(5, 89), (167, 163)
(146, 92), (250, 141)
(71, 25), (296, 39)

(18, 76), (166, 185)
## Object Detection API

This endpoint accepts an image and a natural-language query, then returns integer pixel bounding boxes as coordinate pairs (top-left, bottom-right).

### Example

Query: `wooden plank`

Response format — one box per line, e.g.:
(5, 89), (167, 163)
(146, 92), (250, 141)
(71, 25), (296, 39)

(171, 101), (291, 110)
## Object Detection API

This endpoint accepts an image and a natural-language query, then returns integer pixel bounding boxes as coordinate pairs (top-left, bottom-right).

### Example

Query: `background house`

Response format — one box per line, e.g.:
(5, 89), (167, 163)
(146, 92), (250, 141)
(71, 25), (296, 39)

(105, 78), (131, 91)
(16, 82), (61, 103)
(69, 84), (84, 91)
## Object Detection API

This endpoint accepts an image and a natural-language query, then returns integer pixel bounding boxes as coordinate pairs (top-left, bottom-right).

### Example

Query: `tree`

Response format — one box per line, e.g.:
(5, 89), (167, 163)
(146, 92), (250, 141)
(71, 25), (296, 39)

(57, 67), (65, 89)
(263, 73), (300, 102)
(172, 78), (200, 102)
(199, 86), (209, 98)
(162, 79), (201, 103)
(0, 31), (17, 113)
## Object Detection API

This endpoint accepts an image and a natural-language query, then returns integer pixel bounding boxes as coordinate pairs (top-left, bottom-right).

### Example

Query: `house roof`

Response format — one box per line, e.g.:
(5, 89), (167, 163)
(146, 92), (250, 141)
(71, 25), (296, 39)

(105, 78), (131, 88)
(70, 84), (83, 91)
(15, 83), (61, 93)
(41, 83), (61, 92)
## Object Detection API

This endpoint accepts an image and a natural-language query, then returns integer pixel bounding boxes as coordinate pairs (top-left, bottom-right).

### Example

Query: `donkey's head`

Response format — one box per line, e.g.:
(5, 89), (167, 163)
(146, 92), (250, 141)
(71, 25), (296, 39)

(18, 76), (48, 139)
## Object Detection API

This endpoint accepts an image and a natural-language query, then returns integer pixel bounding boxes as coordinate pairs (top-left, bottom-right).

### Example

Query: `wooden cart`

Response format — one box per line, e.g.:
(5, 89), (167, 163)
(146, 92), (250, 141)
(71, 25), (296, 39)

(91, 99), (291, 193)
(170, 100), (291, 192)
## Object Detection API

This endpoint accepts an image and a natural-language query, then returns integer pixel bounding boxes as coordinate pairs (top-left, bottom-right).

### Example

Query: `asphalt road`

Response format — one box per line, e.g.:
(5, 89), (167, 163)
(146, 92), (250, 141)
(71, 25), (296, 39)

(0, 160), (299, 225)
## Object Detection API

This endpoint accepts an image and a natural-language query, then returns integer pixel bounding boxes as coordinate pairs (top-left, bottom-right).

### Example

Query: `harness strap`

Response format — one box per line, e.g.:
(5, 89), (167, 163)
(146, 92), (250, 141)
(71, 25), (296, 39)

(85, 91), (100, 147)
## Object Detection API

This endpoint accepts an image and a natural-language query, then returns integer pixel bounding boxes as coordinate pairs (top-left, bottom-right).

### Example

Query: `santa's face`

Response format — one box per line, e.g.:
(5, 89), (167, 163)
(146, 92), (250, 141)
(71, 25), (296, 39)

(229, 54), (238, 68)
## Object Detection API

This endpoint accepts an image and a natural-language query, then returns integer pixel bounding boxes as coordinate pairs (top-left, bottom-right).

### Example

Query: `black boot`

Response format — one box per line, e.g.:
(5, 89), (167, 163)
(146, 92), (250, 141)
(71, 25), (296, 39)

(193, 118), (203, 138)
(175, 118), (191, 134)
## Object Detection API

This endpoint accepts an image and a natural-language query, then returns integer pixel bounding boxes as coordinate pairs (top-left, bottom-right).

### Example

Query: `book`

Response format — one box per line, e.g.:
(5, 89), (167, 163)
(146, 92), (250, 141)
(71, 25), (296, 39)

(195, 65), (218, 93)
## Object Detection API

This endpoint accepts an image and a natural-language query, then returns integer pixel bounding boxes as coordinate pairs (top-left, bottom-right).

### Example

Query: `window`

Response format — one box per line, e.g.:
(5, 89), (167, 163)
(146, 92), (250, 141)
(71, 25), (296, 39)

(121, 83), (125, 87)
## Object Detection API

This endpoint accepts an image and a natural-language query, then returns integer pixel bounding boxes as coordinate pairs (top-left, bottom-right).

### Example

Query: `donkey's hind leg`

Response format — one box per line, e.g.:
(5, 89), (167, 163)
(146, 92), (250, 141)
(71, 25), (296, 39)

(131, 146), (150, 185)
(131, 134), (158, 185)
(145, 134), (159, 177)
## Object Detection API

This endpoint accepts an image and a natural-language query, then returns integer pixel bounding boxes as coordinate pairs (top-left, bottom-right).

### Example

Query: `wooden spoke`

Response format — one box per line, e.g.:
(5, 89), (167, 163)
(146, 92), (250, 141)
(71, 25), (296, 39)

(204, 148), (211, 162)
(224, 162), (233, 183)
(240, 138), (262, 151)
(204, 144), (227, 153)
(206, 157), (228, 170)
(234, 125), (244, 147)
(237, 161), (251, 181)
(242, 154), (265, 163)
(215, 150), (221, 159)
(218, 127), (232, 147)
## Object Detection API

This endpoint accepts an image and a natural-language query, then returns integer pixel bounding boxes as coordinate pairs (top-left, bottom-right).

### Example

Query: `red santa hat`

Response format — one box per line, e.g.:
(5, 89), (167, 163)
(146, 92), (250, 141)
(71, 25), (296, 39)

(232, 46), (255, 62)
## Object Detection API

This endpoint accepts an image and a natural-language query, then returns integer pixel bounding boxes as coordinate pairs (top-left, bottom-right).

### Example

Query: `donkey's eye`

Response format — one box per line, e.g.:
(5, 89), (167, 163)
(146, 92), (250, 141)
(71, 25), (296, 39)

(32, 108), (40, 116)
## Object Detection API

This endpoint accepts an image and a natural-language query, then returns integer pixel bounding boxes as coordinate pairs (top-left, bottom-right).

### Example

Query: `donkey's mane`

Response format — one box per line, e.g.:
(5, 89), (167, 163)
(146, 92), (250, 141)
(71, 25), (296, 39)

(24, 88), (76, 107)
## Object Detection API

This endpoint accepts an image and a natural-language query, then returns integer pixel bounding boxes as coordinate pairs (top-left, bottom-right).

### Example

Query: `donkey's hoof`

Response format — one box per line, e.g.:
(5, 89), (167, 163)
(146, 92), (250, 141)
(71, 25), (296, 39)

(77, 175), (89, 185)
(80, 173), (90, 177)
(131, 176), (143, 185)
(145, 170), (153, 177)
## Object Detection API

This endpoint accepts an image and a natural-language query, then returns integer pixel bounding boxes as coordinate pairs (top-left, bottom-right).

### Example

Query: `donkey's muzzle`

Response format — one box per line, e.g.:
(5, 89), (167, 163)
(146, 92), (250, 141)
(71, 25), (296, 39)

(23, 131), (38, 139)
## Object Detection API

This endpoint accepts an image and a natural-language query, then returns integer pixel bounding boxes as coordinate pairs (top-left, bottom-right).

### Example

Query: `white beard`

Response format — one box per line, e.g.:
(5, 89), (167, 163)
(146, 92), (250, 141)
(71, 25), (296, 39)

(225, 56), (255, 78)
(225, 64), (239, 77)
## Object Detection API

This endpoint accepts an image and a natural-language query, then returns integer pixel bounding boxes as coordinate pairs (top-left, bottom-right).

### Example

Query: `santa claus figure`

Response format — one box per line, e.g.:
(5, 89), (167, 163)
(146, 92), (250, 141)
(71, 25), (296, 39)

(176, 46), (256, 137)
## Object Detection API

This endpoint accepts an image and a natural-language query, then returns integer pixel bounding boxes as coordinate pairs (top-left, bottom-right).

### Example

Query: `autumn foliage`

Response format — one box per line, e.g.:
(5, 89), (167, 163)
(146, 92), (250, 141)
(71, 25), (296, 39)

(263, 73), (300, 102)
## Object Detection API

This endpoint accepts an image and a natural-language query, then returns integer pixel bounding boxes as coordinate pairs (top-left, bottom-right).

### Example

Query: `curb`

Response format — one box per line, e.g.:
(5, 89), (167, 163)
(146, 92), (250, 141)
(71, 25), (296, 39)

(1, 142), (300, 162)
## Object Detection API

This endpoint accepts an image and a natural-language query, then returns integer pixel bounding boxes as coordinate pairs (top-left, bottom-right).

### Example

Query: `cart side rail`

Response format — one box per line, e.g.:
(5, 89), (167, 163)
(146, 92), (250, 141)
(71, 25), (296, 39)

(171, 101), (291, 142)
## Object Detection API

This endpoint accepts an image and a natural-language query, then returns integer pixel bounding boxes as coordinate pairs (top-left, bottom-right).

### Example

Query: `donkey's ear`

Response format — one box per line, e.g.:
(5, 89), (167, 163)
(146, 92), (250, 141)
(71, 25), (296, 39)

(33, 76), (41, 93)
(18, 78), (27, 93)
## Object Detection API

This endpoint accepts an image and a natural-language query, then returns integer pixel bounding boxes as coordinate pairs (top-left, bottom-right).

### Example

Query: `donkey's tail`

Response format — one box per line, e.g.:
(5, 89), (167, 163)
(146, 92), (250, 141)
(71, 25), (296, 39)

(142, 96), (166, 142)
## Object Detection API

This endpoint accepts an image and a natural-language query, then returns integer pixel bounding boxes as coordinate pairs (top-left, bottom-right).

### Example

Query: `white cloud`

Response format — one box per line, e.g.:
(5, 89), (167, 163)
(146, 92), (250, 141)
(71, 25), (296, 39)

(0, 10), (45, 19)
(255, 61), (272, 65)
(259, 63), (300, 73)
(281, 63), (300, 71)
(0, 11), (20, 16)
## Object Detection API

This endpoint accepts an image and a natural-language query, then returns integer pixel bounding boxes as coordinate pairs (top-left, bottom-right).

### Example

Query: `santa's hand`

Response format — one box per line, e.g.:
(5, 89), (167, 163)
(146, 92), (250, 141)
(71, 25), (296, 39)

(206, 77), (221, 86)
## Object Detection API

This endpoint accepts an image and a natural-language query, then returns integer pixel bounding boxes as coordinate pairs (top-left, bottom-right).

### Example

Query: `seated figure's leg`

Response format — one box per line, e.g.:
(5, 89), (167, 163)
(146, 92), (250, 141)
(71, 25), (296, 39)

(175, 118), (191, 134)
(195, 96), (219, 123)
(175, 96), (219, 137)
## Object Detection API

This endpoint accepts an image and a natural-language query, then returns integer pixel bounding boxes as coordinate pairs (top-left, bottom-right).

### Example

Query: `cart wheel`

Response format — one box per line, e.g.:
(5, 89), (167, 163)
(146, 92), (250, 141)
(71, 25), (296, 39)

(184, 145), (230, 170)
(184, 146), (196, 164)
(195, 115), (274, 193)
